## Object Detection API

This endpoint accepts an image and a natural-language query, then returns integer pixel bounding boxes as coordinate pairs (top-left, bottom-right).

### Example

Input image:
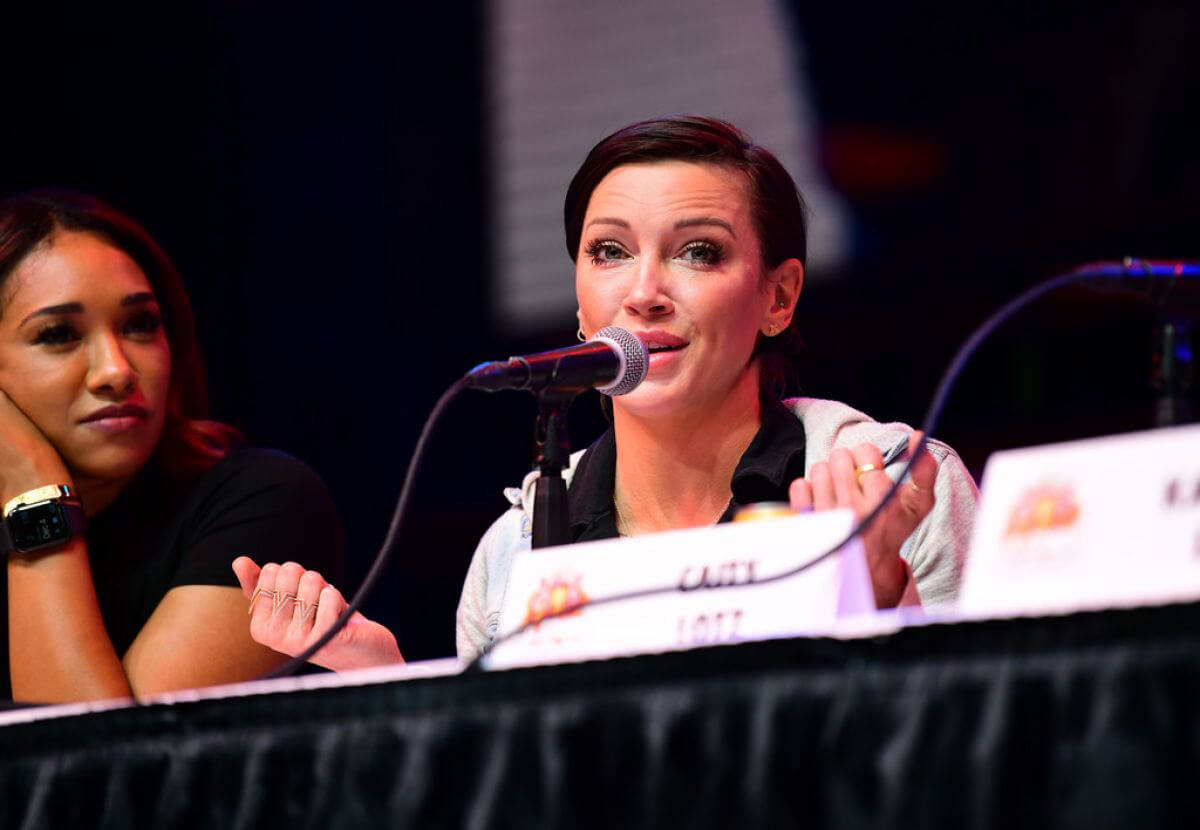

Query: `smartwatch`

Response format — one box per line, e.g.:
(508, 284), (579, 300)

(1, 485), (88, 557)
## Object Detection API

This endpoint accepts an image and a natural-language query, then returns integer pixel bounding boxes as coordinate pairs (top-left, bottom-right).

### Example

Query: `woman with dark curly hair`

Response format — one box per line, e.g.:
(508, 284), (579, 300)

(0, 191), (344, 702)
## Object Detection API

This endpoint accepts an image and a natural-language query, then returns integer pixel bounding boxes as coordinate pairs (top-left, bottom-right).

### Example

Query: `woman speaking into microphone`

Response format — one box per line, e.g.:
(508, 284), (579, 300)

(237, 116), (978, 668)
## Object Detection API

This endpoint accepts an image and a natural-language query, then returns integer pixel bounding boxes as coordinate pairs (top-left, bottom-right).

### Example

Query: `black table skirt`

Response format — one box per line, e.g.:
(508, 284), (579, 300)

(2, 601), (1199, 829)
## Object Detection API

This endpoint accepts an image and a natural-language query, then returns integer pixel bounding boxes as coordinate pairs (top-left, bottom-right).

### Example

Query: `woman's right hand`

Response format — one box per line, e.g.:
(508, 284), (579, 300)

(232, 557), (403, 672)
(0, 389), (72, 504)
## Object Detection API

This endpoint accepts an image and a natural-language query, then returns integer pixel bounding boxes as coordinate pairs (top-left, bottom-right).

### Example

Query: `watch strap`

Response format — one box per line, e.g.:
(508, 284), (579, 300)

(64, 501), (88, 535)
(4, 484), (77, 518)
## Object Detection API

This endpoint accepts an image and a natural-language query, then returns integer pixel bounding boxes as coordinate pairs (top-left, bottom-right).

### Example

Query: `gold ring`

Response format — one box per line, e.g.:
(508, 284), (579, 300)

(247, 587), (271, 615)
(855, 463), (880, 485)
(272, 591), (298, 614)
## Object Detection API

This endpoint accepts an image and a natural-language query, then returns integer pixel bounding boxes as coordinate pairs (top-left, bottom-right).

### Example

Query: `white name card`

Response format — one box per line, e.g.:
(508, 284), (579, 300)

(486, 508), (873, 669)
(960, 422), (1200, 618)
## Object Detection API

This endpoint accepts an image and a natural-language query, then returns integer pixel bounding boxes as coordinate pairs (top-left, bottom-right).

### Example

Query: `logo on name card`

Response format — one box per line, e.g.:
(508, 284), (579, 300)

(1005, 481), (1080, 537)
(523, 572), (590, 629)
(1165, 476), (1200, 509)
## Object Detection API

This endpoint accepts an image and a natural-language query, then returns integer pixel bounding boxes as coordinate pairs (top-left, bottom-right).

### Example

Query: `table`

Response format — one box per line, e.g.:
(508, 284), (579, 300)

(2, 601), (1199, 829)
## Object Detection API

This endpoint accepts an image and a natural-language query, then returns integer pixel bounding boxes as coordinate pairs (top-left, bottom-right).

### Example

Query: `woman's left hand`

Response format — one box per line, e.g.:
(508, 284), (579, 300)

(0, 390), (71, 503)
(788, 432), (937, 608)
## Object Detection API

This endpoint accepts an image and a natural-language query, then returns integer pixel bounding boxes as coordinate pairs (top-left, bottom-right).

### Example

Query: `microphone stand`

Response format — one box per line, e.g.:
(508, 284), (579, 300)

(488, 325), (643, 548)
(531, 389), (574, 548)
(1151, 316), (1194, 427)
(1076, 260), (1198, 428)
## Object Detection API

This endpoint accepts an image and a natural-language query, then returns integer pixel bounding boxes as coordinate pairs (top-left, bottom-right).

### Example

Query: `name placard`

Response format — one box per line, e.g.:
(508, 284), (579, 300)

(960, 423), (1200, 617)
(486, 509), (873, 669)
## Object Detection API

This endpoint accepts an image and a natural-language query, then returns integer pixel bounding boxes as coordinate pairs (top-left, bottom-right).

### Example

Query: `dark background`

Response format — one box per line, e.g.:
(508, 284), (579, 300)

(2, 2), (1196, 660)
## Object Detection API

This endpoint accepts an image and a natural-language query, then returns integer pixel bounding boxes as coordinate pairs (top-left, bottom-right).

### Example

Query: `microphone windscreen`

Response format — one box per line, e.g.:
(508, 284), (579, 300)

(591, 326), (648, 396)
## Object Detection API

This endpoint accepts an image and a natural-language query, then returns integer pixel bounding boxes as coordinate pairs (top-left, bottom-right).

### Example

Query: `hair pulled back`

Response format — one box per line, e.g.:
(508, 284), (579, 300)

(563, 116), (807, 397)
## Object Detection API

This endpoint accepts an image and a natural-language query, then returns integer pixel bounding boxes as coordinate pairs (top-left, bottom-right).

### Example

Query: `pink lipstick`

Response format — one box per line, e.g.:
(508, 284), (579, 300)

(79, 404), (150, 434)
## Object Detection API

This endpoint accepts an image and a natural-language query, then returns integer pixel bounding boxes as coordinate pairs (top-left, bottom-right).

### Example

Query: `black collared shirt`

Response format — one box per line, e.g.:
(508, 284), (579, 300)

(566, 397), (808, 541)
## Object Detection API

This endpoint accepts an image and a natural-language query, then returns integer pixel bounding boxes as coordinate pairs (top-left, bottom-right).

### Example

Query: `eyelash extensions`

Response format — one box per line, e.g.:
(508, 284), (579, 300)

(678, 240), (724, 266)
(583, 238), (726, 268)
(32, 322), (79, 346)
(31, 311), (163, 348)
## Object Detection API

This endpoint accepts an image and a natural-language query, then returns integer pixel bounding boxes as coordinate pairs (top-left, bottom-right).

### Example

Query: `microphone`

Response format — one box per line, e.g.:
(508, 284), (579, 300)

(466, 325), (648, 396)
(1075, 259), (1200, 280)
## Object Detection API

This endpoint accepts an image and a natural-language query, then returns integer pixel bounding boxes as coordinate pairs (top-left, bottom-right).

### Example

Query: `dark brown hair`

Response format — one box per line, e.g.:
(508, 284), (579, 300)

(564, 115), (807, 397)
(0, 190), (241, 478)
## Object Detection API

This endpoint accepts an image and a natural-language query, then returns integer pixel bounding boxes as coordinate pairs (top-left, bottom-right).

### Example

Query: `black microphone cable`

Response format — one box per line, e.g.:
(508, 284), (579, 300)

(261, 376), (471, 679)
(254, 259), (1194, 680)
(258, 327), (643, 679)
(465, 258), (1198, 671)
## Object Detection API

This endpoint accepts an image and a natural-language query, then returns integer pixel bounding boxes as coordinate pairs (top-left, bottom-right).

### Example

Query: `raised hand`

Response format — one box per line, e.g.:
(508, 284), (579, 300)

(788, 431), (937, 608)
(232, 557), (403, 672)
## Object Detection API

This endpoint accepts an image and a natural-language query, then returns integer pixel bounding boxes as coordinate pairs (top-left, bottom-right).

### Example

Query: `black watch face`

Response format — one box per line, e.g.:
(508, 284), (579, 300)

(10, 502), (72, 551)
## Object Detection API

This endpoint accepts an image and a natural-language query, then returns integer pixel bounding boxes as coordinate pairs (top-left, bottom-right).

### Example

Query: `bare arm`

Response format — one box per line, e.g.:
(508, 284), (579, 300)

(2, 386), (132, 702)
(123, 584), (290, 697)
(8, 540), (131, 701)
(2, 384), (289, 702)
(8, 542), (289, 702)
